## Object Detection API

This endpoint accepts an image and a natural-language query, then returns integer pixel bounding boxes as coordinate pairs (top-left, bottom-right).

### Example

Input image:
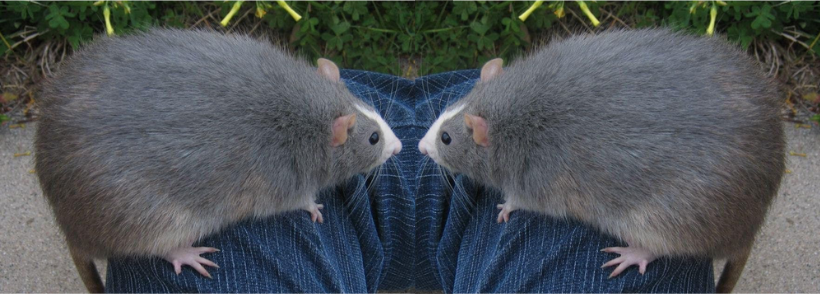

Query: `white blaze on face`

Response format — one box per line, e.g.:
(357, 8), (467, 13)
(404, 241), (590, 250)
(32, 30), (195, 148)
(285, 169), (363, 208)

(354, 104), (402, 165)
(418, 104), (465, 164)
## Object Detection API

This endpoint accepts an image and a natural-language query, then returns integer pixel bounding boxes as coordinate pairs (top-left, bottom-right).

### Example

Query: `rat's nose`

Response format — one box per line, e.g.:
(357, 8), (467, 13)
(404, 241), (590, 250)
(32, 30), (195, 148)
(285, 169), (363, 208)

(419, 142), (428, 155)
(393, 141), (402, 155)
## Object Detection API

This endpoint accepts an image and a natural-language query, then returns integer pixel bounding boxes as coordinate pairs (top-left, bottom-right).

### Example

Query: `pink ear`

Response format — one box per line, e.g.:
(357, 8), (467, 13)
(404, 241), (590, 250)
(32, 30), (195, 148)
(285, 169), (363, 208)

(480, 58), (504, 82)
(331, 114), (356, 147)
(464, 114), (489, 147)
(317, 58), (341, 82)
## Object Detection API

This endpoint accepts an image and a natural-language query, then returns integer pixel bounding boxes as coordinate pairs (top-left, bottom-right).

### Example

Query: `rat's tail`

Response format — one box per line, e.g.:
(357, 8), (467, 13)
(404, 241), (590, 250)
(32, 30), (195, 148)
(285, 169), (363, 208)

(69, 245), (104, 293)
(715, 246), (752, 293)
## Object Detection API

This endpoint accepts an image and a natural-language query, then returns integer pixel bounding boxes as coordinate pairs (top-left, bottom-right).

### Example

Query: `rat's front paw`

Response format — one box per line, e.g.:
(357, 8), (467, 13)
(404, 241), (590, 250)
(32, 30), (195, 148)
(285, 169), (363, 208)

(600, 245), (657, 278)
(163, 246), (220, 278)
(303, 203), (324, 223)
(496, 202), (518, 223)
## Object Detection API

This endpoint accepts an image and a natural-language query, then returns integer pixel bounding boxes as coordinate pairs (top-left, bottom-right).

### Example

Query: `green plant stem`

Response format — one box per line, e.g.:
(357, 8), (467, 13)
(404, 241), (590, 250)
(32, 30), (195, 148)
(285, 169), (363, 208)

(519, 0), (543, 21)
(0, 31), (12, 52)
(220, 1), (243, 27)
(381, 33), (397, 55)
(422, 26), (469, 34)
(103, 3), (114, 35)
(577, 1), (600, 27)
(276, 1), (301, 21)
(352, 26), (398, 33)
(373, 2), (387, 28)
(421, 29), (438, 54)
(809, 31), (820, 52)
(432, 1), (449, 30)
(706, 3), (717, 36)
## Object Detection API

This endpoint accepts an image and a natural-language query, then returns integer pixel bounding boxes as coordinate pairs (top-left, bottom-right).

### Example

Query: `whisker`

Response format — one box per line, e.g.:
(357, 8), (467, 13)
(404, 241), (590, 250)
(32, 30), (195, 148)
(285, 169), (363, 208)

(437, 164), (454, 192)
(365, 165), (381, 193)
(347, 167), (379, 212)
(383, 78), (398, 121)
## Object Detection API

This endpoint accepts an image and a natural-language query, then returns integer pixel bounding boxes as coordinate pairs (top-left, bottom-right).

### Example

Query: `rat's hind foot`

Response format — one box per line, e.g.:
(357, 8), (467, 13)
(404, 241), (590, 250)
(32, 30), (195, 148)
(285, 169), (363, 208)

(496, 202), (518, 223)
(163, 246), (220, 278)
(600, 245), (656, 278)
(303, 203), (324, 223)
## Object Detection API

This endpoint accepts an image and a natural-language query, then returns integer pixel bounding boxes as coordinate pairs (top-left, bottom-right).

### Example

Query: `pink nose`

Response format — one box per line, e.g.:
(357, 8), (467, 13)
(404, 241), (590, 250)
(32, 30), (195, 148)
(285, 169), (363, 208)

(393, 142), (402, 155)
(419, 142), (428, 155)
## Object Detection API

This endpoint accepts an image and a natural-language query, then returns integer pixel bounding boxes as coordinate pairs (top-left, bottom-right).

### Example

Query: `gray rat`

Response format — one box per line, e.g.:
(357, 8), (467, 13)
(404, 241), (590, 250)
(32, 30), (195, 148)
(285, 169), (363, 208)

(34, 28), (402, 293)
(419, 29), (784, 293)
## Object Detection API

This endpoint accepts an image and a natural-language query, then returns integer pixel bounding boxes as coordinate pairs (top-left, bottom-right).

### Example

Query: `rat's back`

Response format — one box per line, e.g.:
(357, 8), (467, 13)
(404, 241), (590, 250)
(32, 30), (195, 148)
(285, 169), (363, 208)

(483, 29), (784, 257)
(35, 29), (340, 256)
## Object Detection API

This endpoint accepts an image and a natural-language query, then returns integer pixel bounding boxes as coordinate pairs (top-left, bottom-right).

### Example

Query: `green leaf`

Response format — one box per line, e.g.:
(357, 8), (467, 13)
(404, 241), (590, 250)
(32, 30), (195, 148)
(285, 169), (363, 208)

(779, 1), (812, 19)
(330, 21), (350, 35)
(8, 1), (41, 19)
(453, 1), (477, 21)
(469, 21), (489, 35)
(0, 114), (9, 123)
(343, 1), (368, 21)
(486, 32), (499, 41)
(747, 5), (774, 30)
(65, 24), (93, 49)
(44, 4), (75, 30)
(45, 5), (62, 26)
(321, 32), (334, 41)
(727, 25), (754, 49)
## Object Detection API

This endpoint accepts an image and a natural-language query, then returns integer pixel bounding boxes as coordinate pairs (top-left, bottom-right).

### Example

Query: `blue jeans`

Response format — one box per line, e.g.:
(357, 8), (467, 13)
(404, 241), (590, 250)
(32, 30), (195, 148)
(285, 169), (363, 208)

(105, 70), (714, 293)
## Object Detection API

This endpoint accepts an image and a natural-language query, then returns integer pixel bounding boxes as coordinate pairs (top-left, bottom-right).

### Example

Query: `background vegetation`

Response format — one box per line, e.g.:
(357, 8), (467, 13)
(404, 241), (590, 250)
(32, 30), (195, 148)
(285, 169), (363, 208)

(1, 1), (819, 124)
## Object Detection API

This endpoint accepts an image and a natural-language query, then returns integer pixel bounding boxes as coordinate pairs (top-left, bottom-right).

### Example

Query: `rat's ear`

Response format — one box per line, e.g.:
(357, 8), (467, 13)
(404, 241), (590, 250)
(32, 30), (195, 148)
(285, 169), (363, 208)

(480, 58), (504, 83)
(464, 114), (489, 147)
(317, 58), (341, 82)
(331, 114), (356, 147)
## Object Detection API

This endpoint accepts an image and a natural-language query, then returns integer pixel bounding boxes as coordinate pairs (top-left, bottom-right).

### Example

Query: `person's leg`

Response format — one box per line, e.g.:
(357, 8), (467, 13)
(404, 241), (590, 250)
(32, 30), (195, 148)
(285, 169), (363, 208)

(417, 70), (715, 293)
(442, 178), (715, 293)
(339, 70), (417, 291)
(414, 70), (482, 291)
(105, 178), (372, 292)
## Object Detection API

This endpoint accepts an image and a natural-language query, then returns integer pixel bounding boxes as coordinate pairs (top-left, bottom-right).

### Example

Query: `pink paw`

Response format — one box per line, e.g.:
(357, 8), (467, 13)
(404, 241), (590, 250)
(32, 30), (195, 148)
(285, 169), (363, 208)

(600, 246), (657, 278)
(303, 203), (324, 223)
(496, 203), (518, 223)
(163, 246), (220, 278)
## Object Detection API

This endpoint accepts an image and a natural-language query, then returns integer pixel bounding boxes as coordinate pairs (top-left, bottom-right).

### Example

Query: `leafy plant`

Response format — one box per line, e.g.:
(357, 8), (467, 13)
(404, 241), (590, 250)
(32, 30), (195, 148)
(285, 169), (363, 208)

(1, 1), (177, 52)
(1, 1), (819, 74)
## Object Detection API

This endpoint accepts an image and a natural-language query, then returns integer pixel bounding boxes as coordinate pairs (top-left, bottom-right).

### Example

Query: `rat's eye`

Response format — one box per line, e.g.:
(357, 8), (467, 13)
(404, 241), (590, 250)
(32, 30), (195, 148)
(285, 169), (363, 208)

(441, 132), (451, 145)
(369, 132), (379, 145)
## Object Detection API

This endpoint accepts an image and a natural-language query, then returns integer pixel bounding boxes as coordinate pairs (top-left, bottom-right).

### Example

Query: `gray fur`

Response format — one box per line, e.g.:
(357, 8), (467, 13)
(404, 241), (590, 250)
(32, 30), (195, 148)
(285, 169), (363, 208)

(429, 28), (785, 259)
(35, 28), (392, 259)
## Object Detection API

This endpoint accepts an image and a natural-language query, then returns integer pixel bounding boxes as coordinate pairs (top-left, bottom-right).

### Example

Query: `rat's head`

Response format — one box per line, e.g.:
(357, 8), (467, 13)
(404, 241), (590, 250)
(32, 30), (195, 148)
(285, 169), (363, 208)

(418, 58), (502, 177)
(318, 59), (402, 179)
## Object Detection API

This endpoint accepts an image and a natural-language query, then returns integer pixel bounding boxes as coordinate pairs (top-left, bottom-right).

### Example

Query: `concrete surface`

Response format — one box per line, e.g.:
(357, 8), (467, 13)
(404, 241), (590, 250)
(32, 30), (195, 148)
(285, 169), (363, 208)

(0, 123), (817, 292)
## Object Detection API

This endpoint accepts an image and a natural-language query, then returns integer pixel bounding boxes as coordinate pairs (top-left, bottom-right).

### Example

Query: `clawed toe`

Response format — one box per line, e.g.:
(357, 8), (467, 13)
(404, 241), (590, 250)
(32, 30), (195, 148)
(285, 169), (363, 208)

(496, 203), (517, 223)
(600, 246), (656, 278)
(304, 203), (324, 223)
(164, 246), (220, 278)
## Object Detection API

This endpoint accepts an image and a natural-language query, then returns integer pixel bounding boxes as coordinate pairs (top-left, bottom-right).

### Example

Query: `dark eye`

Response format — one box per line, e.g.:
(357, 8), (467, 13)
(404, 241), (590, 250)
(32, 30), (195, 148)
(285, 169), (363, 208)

(369, 132), (379, 145)
(441, 132), (451, 145)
